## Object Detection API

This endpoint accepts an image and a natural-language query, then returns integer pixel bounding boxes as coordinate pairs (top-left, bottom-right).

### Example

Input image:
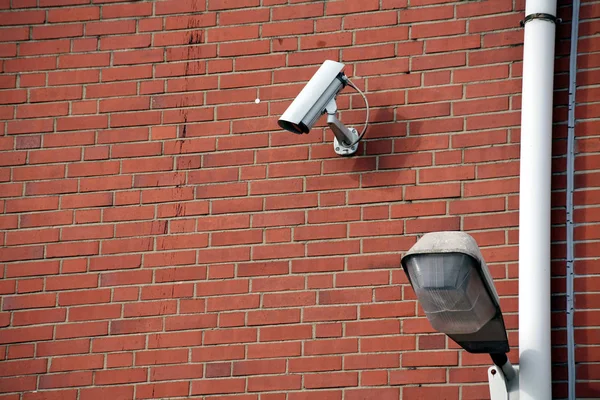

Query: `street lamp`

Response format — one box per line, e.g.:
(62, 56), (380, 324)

(401, 231), (518, 399)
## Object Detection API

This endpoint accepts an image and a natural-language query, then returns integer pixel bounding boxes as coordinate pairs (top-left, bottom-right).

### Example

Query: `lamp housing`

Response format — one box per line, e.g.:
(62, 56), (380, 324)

(401, 231), (509, 354)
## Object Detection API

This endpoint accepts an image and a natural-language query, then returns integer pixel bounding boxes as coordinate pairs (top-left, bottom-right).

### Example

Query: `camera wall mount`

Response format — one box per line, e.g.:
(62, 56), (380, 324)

(325, 99), (359, 156)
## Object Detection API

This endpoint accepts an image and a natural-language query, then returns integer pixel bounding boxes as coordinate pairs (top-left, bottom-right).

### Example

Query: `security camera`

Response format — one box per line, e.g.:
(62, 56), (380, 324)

(278, 60), (369, 157)
(278, 60), (346, 135)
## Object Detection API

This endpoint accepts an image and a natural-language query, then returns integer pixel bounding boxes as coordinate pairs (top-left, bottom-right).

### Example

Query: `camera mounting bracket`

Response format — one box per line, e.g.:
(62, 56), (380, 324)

(325, 99), (358, 156)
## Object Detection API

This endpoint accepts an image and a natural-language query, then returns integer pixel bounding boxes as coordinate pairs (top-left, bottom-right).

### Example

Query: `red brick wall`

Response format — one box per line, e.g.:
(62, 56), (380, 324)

(0, 0), (598, 399)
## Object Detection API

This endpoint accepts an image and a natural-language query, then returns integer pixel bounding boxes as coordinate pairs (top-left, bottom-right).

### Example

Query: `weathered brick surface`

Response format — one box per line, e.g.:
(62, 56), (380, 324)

(0, 0), (596, 398)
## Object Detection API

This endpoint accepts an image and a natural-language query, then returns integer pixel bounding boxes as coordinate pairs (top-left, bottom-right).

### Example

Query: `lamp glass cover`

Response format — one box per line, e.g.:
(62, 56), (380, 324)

(405, 253), (496, 335)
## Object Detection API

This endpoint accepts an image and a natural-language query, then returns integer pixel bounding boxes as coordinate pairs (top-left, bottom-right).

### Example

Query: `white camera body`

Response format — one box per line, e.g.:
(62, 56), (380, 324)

(278, 60), (347, 135)
(278, 60), (363, 156)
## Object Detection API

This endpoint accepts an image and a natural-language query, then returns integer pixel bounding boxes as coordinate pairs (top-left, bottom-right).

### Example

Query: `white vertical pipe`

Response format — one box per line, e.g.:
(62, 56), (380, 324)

(519, 1), (557, 399)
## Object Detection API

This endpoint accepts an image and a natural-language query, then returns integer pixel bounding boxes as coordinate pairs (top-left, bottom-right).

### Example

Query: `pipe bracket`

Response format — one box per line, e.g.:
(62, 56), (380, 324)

(520, 13), (561, 27)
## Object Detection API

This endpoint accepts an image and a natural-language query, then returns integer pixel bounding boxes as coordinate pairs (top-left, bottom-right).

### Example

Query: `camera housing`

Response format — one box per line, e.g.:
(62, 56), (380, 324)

(278, 60), (366, 157)
(278, 60), (346, 134)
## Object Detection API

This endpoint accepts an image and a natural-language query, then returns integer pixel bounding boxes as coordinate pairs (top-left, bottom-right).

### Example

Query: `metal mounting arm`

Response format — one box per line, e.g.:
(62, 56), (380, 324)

(488, 354), (519, 400)
(325, 99), (358, 156)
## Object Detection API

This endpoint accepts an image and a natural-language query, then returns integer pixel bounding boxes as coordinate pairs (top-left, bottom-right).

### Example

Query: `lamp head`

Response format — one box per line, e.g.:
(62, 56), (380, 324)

(401, 231), (509, 354)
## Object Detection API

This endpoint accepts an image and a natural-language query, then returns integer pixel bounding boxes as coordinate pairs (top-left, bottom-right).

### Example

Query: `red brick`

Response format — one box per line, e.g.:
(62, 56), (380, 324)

(6, 228), (60, 246)
(12, 307), (66, 326)
(346, 388), (399, 400)
(138, 382), (190, 399)
(0, 10), (45, 26)
(467, 80), (521, 99)
(49, 354), (103, 372)
(360, 336), (415, 354)
(95, 368), (147, 385)
(0, 325), (53, 345)
(455, 65), (510, 84)
(457, 0), (512, 17)
(36, 338), (89, 357)
(0, 377), (34, 394)
(408, 85), (463, 104)
(102, 2), (152, 18)
(7, 56), (57, 74)
(102, 65), (153, 82)
(1, 27), (30, 42)
(344, 44), (396, 62)
(427, 35), (481, 53)
(405, 183), (461, 200)
(46, 7), (98, 22)
(401, 5), (453, 22)
(287, 356), (341, 374)
(80, 387), (134, 400)
(464, 178), (519, 197)
(304, 338), (358, 355)
(230, 359), (284, 377)
(85, 19), (135, 35)
(204, 328), (257, 345)
(345, 11), (396, 29)
(16, 102), (68, 119)
(192, 345), (245, 363)
(248, 342), (301, 360)
(289, 391), (342, 400)
(191, 378), (246, 395)
(2, 292), (56, 310)
(214, 8), (264, 25)
(420, 166), (475, 183)
(207, 25), (259, 43)
(0, 89), (26, 105)
(19, 40), (69, 56)
(326, 0), (379, 15)
(390, 369), (446, 385)
(0, 359), (47, 376)
(86, 82), (137, 98)
(208, 0), (259, 10)
(248, 375), (302, 391)
(132, 348), (184, 366)
(38, 371), (93, 389)
(345, 353), (400, 369)
(30, 86), (82, 103)
(23, 389), (78, 400)
(348, 319), (401, 336)
(148, 364), (202, 382)
(247, 309), (301, 326)
(259, 324), (313, 342)
(7, 119), (54, 135)
(402, 386), (459, 400)
(412, 52), (466, 71)
(206, 292), (259, 311)
(450, 197), (506, 215)
(403, 351), (458, 367)
(412, 21), (466, 39)
(469, 47), (523, 66)
(305, 371), (358, 389)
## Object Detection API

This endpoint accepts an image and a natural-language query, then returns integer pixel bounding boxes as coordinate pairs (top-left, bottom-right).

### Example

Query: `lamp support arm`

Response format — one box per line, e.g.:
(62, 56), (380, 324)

(488, 355), (520, 400)
(490, 353), (517, 382)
